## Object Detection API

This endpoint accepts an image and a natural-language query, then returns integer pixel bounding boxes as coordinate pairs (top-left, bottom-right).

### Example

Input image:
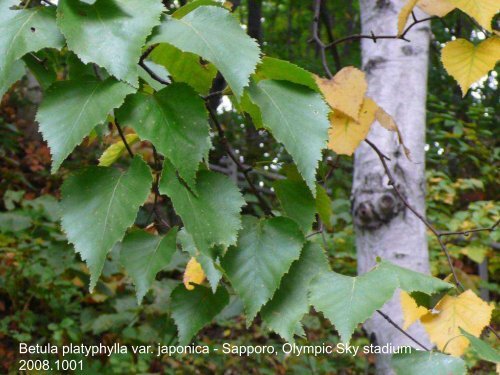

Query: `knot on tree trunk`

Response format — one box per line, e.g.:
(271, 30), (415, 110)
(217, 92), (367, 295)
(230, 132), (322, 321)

(352, 172), (406, 230)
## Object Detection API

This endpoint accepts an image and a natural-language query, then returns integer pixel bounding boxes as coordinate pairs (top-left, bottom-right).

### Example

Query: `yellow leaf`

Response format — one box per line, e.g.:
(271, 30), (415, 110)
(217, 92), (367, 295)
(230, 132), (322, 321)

(398, 0), (419, 35)
(441, 37), (500, 96)
(315, 66), (367, 121)
(183, 257), (206, 291)
(421, 290), (494, 356)
(460, 246), (488, 264)
(328, 97), (377, 156)
(417, 0), (455, 17)
(449, 0), (499, 31)
(374, 106), (411, 159)
(400, 291), (428, 330)
(98, 134), (139, 167)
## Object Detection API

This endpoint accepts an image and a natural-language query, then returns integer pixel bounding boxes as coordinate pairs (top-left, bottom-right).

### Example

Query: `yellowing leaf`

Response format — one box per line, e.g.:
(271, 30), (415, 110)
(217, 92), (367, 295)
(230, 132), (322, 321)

(449, 0), (499, 31)
(421, 290), (494, 356)
(98, 134), (139, 167)
(374, 106), (411, 159)
(460, 246), (488, 264)
(315, 67), (367, 121)
(328, 98), (377, 156)
(183, 257), (206, 291)
(417, 0), (455, 17)
(400, 291), (428, 330)
(441, 37), (500, 96)
(398, 0), (419, 35)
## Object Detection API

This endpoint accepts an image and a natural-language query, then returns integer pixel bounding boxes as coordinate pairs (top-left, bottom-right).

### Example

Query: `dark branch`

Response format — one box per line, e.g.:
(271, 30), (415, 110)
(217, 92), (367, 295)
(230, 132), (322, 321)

(326, 16), (435, 49)
(114, 120), (134, 158)
(376, 310), (430, 351)
(365, 139), (464, 289)
(206, 105), (274, 216)
(311, 0), (333, 78)
(438, 219), (499, 238)
(139, 44), (170, 85)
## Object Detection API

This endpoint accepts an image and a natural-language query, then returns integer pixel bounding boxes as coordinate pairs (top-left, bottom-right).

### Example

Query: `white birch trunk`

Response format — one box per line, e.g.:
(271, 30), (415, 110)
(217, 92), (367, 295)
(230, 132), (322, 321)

(353, 1), (431, 373)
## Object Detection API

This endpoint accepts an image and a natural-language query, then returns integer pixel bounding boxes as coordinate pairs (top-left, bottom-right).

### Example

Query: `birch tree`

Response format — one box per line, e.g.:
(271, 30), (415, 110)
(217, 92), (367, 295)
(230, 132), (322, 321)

(353, 1), (431, 372)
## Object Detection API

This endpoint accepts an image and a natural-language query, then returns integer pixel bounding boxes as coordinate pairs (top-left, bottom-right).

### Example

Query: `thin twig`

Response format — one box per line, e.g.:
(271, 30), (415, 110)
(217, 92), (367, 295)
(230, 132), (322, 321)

(114, 120), (134, 158)
(438, 219), (499, 237)
(487, 325), (500, 340)
(306, 230), (323, 238)
(326, 16), (435, 49)
(311, 0), (333, 78)
(376, 310), (430, 351)
(206, 105), (274, 216)
(365, 139), (464, 289)
(203, 90), (229, 100)
(139, 44), (170, 85)
(40, 0), (55, 5)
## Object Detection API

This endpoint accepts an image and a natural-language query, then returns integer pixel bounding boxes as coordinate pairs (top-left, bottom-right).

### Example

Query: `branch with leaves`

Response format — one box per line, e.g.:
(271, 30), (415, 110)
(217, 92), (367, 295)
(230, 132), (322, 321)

(310, 0), (499, 365)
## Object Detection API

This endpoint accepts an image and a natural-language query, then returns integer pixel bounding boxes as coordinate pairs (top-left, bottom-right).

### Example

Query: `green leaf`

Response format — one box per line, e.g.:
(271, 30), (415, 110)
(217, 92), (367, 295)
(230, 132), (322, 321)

(149, 6), (261, 99)
(315, 184), (333, 231)
(377, 260), (453, 295)
(66, 52), (96, 80)
(170, 284), (229, 345)
(309, 261), (453, 343)
(149, 43), (217, 95)
(256, 57), (319, 91)
(460, 328), (500, 364)
(240, 91), (263, 128)
(159, 162), (245, 255)
(309, 268), (398, 343)
(138, 60), (171, 91)
(222, 216), (304, 324)
(116, 83), (211, 188)
(98, 134), (140, 167)
(0, 60), (24, 99)
(261, 242), (329, 342)
(57, 0), (164, 86)
(273, 179), (316, 234)
(0, 3), (63, 93)
(392, 351), (467, 375)
(121, 229), (177, 304)
(23, 53), (56, 90)
(247, 80), (329, 195)
(61, 156), (153, 291)
(172, 0), (225, 19)
(178, 229), (223, 293)
(36, 77), (134, 172)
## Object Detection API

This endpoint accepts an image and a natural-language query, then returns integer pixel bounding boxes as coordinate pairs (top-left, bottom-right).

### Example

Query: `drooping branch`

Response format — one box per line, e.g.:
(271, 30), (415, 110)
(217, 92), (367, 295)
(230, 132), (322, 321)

(365, 139), (463, 289)
(310, 0), (499, 346)
(206, 105), (274, 216)
(368, 139), (500, 340)
(376, 310), (430, 351)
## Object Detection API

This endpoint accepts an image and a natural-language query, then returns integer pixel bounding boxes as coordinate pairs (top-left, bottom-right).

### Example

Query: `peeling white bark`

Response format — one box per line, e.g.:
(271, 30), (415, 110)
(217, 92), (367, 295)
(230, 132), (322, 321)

(354, 1), (431, 373)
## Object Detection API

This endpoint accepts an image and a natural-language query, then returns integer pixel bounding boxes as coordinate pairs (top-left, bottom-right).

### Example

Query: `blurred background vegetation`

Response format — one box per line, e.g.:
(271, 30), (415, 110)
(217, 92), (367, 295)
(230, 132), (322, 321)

(1, 0), (498, 373)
